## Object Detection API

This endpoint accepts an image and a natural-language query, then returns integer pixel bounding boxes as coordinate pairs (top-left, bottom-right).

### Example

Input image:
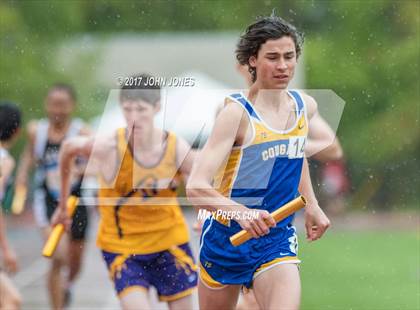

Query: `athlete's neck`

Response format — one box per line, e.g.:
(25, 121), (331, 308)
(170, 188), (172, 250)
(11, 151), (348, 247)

(248, 84), (289, 110)
(129, 127), (164, 151)
(49, 119), (71, 132)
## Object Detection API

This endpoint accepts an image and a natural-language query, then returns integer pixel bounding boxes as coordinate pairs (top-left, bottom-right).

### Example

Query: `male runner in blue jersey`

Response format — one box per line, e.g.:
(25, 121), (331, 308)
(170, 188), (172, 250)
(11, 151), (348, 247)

(187, 15), (330, 310)
(234, 62), (343, 309)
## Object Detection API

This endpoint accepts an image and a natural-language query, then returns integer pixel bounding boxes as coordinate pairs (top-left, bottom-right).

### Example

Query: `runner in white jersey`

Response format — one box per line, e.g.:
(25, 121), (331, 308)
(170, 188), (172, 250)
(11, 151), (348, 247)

(15, 85), (90, 309)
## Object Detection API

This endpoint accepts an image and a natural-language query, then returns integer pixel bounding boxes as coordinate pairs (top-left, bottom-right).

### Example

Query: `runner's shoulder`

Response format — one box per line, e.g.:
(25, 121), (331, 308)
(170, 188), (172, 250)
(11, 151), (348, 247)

(299, 92), (318, 119)
(220, 97), (249, 122)
(89, 131), (118, 158)
(26, 119), (39, 142)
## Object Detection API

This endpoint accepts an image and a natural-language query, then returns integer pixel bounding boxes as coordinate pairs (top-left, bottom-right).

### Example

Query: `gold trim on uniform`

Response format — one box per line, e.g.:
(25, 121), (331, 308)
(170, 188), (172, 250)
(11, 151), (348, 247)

(254, 256), (301, 274)
(158, 287), (196, 301)
(168, 245), (198, 275)
(199, 263), (225, 289)
(109, 253), (130, 280)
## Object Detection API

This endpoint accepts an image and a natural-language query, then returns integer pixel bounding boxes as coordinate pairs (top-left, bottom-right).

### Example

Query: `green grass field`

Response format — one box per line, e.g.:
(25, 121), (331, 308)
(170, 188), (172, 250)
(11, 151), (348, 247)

(299, 231), (419, 310)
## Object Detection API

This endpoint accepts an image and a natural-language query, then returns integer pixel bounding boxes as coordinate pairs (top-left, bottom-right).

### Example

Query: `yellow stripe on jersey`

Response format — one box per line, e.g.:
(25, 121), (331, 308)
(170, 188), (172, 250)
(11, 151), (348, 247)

(214, 148), (242, 197)
(252, 113), (308, 145)
(213, 148), (242, 225)
(96, 128), (189, 254)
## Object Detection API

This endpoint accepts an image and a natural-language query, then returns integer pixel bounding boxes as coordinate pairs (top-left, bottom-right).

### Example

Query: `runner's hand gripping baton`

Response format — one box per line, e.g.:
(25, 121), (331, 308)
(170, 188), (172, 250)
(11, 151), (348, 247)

(11, 185), (27, 215)
(230, 196), (306, 247)
(42, 196), (79, 258)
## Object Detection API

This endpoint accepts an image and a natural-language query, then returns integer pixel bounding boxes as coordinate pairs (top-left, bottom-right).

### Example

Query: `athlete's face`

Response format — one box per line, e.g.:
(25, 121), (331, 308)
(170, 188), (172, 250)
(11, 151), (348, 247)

(45, 90), (75, 124)
(120, 99), (160, 134)
(249, 36), (297, 90)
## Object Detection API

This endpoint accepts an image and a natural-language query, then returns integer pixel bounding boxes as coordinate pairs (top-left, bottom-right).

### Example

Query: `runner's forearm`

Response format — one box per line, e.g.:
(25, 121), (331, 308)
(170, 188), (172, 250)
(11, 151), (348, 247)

(298, 158), (319, 207)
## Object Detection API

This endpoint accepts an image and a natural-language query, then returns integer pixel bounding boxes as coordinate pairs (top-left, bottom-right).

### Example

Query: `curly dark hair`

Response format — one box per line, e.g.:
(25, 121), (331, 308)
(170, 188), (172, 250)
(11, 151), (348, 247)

(236, 15), (304, 82)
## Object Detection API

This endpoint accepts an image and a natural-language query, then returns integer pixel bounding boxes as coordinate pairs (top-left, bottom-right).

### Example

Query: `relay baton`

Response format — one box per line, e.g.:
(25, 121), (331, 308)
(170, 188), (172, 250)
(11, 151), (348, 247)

(11, 185), (27, 214)
(42, 196), (79, 258)
(230, 196), (306, 247)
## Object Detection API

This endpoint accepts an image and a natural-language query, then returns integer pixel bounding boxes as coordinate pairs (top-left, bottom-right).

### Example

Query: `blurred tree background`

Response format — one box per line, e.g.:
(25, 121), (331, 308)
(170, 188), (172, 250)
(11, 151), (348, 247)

(0, 0), (418, 209)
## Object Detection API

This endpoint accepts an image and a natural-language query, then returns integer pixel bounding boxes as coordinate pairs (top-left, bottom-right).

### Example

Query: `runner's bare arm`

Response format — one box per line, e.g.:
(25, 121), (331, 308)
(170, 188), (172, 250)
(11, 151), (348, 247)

(303, 94), (343, 161)
(0, 156), (18, 273)
(187, 102), (244, 212)
(299, 96), (331, 241)
(14, 121), (37, 188)
(176, 136), (196, 182)
(0, 155), (14, 197)
(0, 209), (18, 273)
(58, 136), (98, 207)
(50, 136), (95, 228)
